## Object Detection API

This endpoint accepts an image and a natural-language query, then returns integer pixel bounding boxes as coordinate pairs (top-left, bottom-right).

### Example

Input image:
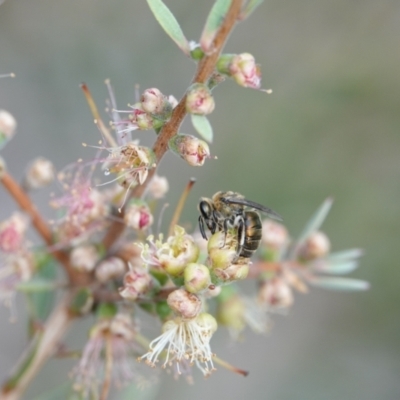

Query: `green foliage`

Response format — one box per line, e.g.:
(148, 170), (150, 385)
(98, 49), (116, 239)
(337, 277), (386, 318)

(146, 0), (190, 55)
(191, 114), (213, 143)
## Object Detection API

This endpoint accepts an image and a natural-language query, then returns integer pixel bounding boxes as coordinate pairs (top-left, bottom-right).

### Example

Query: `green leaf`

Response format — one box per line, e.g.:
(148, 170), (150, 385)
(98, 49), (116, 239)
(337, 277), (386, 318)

(312, 260), (359, 275)
(240, 0), (264, 20)
(147, 0), (190, 55)
(155, 300), (172, 320)
(309, 277), (370, 291)
(191, 114), (213, 143)
(17, 278), (58, 293)
(328, 248), (364, 262)
(200, 0), (232, 52)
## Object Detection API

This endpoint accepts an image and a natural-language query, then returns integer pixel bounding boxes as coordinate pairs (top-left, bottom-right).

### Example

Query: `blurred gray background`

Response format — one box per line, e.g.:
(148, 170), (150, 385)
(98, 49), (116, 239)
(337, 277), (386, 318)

(1, 0), (399, 399)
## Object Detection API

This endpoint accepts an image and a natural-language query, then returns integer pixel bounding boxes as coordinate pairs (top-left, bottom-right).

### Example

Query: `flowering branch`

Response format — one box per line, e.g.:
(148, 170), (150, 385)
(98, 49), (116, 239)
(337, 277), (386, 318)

(0, 0), (368, 398)
(102, 0), (243, 249)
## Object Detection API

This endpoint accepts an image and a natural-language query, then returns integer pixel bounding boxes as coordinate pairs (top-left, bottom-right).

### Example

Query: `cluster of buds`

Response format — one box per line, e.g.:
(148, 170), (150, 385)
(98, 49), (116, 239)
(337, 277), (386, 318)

(113, 88), (177, 135)
(250, 199), (368, 317)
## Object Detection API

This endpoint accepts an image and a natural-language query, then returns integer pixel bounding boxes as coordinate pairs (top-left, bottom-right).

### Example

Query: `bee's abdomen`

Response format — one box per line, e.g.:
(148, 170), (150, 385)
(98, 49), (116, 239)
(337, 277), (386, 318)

(240, 211), (262, 258)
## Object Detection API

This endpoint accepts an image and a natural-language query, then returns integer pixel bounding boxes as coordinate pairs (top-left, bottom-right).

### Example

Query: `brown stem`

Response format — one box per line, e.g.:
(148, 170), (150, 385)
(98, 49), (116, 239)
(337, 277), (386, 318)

(102, 0), (244, 248)
(0, 172), (91, 286)
(100, 334), (113, 400)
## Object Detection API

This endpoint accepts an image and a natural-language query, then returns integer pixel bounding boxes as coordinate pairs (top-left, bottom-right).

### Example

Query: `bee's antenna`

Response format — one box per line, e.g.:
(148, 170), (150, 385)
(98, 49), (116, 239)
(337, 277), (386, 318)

(168, 178), (196, 236)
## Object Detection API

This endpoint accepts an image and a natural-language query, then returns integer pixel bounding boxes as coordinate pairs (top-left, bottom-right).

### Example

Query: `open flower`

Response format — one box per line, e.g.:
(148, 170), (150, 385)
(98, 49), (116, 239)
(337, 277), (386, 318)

(140, 313), (217, 377)
(103, 141), (156, 187)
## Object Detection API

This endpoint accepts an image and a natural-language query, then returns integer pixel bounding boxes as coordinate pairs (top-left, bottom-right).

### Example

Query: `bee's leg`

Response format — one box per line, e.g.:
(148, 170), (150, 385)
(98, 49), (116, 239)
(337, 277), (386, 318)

(198, 216), (208, 240)
(221, 217), (235, 248)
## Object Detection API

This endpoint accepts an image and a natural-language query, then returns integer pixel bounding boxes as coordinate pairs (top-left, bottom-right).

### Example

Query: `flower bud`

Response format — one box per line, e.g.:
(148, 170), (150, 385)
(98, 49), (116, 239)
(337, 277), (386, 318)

(184, 263), (211, 293)
(148, 175), (169, 199)
(195, 312), (218, 335)
(217, 294), (246, 332)
(169, 134), (210, 166)
(95, 256), (126, 283)
(186, 84), (215, 115)
(167, 288), (202, 319)
(0, 212), (29, 253)
(0, 109), (17, 149)
(70, 244), (100, 272)
(141, 88), (165, 114)
(207, 230), (238, 270)
(212, 257), (250, 284)
(258, 278), (294, 309)
(136, 109), (155, 130)
(124, 201), (153, 231)
(24, 157), (55, 190)
(262, 220), (288, 249)
(119, 265), (152, 301)
(299, 231), (331, 260)
(217, 53), (261, 89)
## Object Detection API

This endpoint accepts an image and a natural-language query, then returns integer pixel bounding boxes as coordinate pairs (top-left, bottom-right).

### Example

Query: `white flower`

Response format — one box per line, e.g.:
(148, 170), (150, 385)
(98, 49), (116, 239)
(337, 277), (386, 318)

(140, 313), (217, 377)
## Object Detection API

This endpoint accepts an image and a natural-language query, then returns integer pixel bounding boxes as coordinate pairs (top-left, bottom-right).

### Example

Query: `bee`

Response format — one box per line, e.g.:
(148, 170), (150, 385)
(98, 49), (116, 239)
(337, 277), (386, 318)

(198, 191), (282, 258)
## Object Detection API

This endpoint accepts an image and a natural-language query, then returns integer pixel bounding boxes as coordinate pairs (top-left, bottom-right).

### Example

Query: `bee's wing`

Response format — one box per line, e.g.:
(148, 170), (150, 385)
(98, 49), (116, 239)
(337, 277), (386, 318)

(224, 197), (283, 221)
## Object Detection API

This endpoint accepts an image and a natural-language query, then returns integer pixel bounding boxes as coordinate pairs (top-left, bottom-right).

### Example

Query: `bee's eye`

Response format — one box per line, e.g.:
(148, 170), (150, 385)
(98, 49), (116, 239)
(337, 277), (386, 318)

(199, 200), (212, 218)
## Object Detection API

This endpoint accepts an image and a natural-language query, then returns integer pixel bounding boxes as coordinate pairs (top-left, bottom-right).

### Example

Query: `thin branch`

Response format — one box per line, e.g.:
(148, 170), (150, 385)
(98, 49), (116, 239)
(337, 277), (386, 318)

(102, 0), (244, 248)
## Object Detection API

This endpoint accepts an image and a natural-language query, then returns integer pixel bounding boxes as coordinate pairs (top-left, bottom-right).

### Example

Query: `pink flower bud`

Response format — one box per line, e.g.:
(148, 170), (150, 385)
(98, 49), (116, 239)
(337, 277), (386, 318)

(119, 265), (152, 301)
(258, 278), (294, 309)
(186, 84), (215, 115)
(24, 157), (55, 190)
(299, 231), (331, 260)
(141, 88), (165, 114)
(229, 53), (261, 89)
(95, 257), (126, 283)
(0, 212), (29, 253)
(261, 220), (288, 250)
(124, 201), (153, 231)
(167, 288), (202, 319)
(217, 53), (261, 89)
(169, 134), (210, 166)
